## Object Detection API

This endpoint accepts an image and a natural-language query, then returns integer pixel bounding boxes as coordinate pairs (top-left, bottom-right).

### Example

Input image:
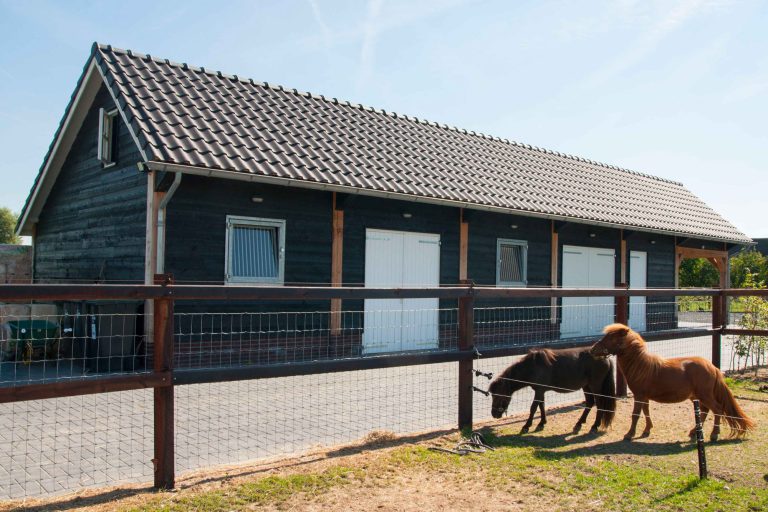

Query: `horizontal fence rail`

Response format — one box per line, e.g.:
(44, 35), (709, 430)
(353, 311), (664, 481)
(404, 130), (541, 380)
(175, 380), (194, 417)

(0, 281), (766, 500)
(2, 284), (768, 302)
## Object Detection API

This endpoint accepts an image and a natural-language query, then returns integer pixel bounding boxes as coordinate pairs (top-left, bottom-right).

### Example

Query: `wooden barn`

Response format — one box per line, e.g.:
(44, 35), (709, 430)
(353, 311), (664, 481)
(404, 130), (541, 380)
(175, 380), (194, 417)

(15, 44), (751, 362)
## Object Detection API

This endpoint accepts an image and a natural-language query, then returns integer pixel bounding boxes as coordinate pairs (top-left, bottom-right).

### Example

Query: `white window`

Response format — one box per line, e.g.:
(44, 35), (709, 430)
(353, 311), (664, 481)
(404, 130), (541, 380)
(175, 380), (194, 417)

(225, 216), (286, 284)
(97, 107), (118, 166)
(496, 238), (527, 287)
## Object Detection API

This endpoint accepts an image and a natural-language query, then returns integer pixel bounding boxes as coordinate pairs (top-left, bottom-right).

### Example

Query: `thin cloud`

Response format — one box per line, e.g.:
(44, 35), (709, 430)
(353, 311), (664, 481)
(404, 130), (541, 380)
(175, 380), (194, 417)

(584, 0), (712, 88)
(307, 0), (333, 50)
(356, 0), (385, 92)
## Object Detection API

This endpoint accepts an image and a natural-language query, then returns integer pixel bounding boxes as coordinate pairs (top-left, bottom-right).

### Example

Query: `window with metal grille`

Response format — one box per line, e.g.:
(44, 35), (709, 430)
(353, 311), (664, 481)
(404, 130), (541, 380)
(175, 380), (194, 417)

(97, 108), (118, 167)
(225, 216), (286, 284)
(496, 238), (527, 286)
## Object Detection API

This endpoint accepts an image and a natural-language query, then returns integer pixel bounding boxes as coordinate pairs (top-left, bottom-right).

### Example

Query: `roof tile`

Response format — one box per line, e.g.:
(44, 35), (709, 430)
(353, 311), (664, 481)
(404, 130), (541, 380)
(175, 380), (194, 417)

(93, 44), (750, 243)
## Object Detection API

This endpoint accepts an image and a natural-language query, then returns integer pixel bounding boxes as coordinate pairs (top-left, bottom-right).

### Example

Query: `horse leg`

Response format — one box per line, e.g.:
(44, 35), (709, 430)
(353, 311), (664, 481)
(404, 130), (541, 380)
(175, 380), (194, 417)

(521, 392), (538, 433)
(588, 391), (604, 433)
(624, 399), (643, 441)
(688, 405), (709, 439)
(535, 391), (547, 431)
(573, 389), (593, 434)
(640, 401), (653, 438)
(710, 412), (721, 442)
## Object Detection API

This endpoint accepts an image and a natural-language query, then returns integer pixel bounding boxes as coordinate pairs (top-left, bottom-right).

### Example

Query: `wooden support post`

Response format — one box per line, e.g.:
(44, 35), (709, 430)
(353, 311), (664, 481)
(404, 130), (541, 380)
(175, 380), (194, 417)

(144, 170), (158, 350)
(711, 292), (723, 369)
(620, 230), (627, 285)
(692, 400), (708, 479)
(550, 222), (559, 325)
(615, 284), (629, 397)
(153, 274), (175, 490)
(457, 288), (474, 431)
(459, 209), (468, 282)
(330, 193), (344, 335)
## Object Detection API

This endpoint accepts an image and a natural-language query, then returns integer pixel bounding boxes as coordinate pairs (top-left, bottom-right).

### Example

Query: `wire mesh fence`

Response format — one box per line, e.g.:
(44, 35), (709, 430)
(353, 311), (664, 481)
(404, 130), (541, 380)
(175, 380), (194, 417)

(0, 303), (148, 387)
(173, 306), (459, 369)
(175, 363), (458, 474)
(0, 285), (766, 502)
(0, 389), (153, 499)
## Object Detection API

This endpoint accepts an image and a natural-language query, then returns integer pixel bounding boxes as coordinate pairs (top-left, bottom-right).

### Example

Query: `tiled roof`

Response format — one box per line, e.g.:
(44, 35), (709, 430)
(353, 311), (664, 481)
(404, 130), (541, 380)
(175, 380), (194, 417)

(88, 44), (748, 243)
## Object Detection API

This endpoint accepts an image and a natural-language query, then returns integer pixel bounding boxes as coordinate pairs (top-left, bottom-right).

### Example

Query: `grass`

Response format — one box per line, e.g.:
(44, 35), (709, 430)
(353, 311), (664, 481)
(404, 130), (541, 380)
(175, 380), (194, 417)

(124, 467), (363, 512)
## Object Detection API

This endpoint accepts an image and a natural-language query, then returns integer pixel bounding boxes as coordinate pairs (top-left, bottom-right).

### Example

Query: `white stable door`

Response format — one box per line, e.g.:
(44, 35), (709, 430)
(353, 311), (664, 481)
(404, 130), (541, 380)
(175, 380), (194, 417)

(629, 251), (647, 332)
(561, 245), (615, 337)
(363, 229), (440, 354)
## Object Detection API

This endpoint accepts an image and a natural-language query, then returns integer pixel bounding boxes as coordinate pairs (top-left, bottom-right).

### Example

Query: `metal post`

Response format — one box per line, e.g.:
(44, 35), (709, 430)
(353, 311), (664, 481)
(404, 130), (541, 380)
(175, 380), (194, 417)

(458, 285), (475, 431)
(153, 274), (175, 490)
(692, 399), (708, 479)
(711, 293), (723, 369)
(615, 285), (629, 397)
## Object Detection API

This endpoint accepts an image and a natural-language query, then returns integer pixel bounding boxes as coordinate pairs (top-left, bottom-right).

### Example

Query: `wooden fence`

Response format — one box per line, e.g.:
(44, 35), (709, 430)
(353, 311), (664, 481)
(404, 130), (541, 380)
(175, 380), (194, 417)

(0, 278), (766, 490)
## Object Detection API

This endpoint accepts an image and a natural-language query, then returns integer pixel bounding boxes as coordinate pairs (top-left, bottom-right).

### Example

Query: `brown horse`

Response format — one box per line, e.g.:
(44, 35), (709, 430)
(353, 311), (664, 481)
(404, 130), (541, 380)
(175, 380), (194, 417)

(488, 347), (616, 434)
(590, 323), (755, 441)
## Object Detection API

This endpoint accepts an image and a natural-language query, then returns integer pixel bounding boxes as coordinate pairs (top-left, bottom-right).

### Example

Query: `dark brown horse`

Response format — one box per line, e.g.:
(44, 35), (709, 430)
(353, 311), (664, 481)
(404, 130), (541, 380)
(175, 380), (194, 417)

(488, 346), (616, 433)
(590, 323), (756, 441)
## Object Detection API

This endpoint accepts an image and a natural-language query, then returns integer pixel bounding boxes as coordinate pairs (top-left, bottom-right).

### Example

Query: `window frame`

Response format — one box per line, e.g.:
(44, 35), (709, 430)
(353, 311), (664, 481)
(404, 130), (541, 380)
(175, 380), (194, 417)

(97, 107), (119, 168)
(225, 215), (286, 285)
(496, 238), (528, 287)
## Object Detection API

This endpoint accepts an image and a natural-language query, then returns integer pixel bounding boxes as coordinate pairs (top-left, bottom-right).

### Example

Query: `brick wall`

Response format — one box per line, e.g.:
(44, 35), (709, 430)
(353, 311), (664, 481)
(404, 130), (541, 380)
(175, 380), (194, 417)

(0, 244), (32, 283)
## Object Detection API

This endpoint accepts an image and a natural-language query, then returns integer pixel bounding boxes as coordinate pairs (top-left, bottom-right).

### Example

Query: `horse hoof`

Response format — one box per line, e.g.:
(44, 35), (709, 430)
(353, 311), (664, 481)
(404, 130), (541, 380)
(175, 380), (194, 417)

(710, 435), (719, 443)
(572, 425), (582, 434)
(640, 431), (651, 439)
(623, 434), (634, 441)
(535, 424), (546, 432)
(589, 426), (600, 434)
(520, 426), (530, 434)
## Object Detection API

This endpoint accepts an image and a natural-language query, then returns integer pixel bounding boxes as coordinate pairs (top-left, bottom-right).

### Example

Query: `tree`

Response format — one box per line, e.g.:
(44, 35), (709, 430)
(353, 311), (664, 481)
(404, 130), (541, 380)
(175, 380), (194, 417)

(679, 258), (719, 288)
(730, 249), (768, 288)
(0, 207), (21, 244)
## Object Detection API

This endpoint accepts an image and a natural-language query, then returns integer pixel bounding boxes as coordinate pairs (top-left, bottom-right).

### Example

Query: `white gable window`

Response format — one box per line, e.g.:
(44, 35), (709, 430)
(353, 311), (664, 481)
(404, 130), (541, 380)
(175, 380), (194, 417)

(225, 216), (286, 284)
(97, 107), (118, 166)
(496, 238), (527, 287)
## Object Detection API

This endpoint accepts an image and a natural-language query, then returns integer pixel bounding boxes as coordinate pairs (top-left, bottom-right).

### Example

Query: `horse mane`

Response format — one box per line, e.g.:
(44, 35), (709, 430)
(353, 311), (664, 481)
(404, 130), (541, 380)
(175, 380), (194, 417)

(607, 324), (666, 382)
(525, 348), (557, 366)
(490, 348), (555, 394)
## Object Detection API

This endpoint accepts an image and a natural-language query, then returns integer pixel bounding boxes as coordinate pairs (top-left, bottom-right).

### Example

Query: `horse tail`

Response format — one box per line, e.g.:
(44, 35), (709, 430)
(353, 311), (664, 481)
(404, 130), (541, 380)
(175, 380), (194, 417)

(713, 371), (755, 438)
(595, 361), (617, 429)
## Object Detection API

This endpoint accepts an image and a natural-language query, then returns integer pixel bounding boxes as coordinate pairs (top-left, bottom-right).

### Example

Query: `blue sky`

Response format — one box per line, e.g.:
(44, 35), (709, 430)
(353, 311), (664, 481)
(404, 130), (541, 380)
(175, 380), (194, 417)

(0, 0), (766, 237)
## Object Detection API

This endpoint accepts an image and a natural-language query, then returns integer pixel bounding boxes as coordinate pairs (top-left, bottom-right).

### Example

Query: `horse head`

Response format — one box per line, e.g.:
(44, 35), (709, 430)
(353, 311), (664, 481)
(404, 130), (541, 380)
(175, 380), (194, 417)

(488, 376), (512, 418)
(590, 323), (635, 356)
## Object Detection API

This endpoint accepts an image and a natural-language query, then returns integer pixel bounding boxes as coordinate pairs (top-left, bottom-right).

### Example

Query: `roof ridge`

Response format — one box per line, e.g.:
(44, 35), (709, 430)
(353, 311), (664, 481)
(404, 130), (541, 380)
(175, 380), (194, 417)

(95, 43), (683, 187)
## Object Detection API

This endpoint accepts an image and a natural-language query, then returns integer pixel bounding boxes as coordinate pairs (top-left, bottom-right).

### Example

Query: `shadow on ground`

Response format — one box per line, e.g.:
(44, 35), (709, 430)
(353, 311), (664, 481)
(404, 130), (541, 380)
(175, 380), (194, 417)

(479, 423), (744, 462)
(7, 429), (455, 512)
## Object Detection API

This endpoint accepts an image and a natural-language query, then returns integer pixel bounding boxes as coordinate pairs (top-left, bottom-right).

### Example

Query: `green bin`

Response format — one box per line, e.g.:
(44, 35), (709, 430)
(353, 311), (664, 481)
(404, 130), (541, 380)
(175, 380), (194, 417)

(4, 320), (60, 361)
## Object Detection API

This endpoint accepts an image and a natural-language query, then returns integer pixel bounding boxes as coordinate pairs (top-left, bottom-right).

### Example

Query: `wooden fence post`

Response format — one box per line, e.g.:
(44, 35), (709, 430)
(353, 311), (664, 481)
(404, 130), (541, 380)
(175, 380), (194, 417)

(458, 284), (475, 431)
(153, 274), (175, 490)
(711, 292), (723, 369)
(615, 285), (629, 397)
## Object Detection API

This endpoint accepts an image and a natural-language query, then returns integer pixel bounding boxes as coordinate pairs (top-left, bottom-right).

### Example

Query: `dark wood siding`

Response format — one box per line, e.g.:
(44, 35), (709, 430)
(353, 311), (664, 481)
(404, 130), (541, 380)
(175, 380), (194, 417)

(627, 232), (676, 330)
(34, 85), (147, 283)
(467, 210), (551, 307)
(165, 175), (332, 287)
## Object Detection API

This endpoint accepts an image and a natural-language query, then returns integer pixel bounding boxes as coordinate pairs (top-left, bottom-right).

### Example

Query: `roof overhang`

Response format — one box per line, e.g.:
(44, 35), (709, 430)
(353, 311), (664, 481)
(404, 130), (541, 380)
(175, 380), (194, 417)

(145, 160), (752, 245)
(16, 55), (148, 236)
